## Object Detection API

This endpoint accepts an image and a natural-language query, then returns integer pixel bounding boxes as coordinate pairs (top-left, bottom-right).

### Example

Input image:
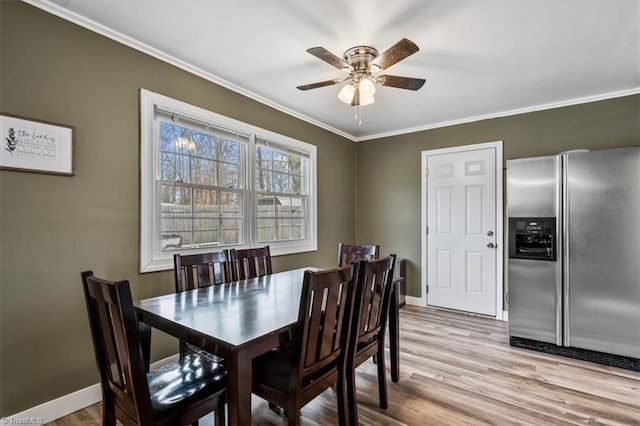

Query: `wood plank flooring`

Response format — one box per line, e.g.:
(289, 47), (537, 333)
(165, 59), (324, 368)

(48, 306), (640, 425)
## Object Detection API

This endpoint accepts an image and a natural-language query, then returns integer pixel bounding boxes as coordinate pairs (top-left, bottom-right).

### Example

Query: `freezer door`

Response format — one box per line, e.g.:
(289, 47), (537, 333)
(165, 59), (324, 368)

(507, 155), (562, 344)
(564, 148), (640, 358)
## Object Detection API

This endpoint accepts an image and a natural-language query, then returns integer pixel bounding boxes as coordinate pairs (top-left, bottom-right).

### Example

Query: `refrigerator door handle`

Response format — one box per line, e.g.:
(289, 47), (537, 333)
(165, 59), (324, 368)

(562, 154), (570, 347)
(555, 156), (563, 346)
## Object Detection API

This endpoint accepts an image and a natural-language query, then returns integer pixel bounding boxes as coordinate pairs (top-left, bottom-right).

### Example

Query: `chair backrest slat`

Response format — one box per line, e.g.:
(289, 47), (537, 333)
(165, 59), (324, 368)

(337, 243), (380, 267)
(229, 246), (272, 281)
(174, 250), (231, 292)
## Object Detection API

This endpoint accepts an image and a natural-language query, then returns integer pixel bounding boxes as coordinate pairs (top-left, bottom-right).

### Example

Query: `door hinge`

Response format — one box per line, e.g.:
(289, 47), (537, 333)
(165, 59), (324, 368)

(425, 167), (429, 177)
(426, 226), (429, 235)
(426, 284), (429, 294)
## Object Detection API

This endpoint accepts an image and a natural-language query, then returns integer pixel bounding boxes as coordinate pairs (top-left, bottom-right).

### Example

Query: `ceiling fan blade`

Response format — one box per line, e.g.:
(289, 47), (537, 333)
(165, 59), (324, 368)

(379, 75), (426, 90)
(371, 38), (419, 70)
(306, 47), (350, 70)
(296, 79), (341, 90)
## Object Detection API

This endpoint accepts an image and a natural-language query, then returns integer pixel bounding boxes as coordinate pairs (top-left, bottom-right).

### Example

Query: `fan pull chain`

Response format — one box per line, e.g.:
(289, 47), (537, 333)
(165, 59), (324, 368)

(354, 103), (362, 125)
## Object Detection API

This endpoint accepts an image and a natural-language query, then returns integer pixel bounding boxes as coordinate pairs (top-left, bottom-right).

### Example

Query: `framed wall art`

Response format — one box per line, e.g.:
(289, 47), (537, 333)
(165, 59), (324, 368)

(0, 113), (75, 176)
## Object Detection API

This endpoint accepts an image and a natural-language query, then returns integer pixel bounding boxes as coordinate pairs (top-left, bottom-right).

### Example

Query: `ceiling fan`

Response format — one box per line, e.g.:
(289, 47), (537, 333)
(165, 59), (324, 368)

(297, 38), (426, 109)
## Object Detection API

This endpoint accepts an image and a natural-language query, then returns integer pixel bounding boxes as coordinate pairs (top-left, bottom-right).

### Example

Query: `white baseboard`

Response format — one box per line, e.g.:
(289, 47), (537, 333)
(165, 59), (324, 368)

(501, 310), (509, 321)
(405, 295), (426, 307)
(1, 354), (178, 424)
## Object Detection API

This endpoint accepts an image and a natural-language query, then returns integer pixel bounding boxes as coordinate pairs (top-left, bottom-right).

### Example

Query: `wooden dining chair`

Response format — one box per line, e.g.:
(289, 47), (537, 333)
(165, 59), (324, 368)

(337, 242), (380, 267)
(174, 250), (232, 292)
(81, 271), (227, 426)
(229, 245), (272, 280)
(173, 251), (231, 362)
(252, 266), (357, 426)
(346, 255), (396, 426)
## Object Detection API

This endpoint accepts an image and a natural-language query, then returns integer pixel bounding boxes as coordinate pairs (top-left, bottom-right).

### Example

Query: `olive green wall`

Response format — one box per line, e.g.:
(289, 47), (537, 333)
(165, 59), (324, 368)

(355, 94), (640, 298)
(0, 2), (355, 415)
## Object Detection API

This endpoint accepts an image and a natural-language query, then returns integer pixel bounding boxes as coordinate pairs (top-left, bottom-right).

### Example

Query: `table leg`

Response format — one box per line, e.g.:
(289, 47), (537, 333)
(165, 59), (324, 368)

(389, 278), (401, 382)
(227, 349), (252, 426)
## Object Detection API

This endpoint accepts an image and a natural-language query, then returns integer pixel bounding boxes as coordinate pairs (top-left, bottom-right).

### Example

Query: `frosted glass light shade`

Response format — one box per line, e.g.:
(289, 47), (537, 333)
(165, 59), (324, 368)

(338, 84), (355, 104)
(359, 77), (376, 96)
(360, 94), (375, 106)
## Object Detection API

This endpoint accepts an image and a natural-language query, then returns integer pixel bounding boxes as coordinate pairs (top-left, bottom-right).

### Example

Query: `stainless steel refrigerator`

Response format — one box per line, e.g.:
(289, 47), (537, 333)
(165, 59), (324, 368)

(507, 147), (640, 364)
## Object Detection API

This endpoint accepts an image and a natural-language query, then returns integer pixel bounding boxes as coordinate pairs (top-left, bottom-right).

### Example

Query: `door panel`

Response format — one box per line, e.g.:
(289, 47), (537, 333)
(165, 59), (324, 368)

(427, 148), (497, 316)
(565, 148), (640, 358)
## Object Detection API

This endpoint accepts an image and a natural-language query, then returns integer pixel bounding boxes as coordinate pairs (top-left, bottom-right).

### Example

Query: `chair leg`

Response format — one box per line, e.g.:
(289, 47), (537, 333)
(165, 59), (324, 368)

(214, 396), (225, 426)
(346, 362), (358, 426)
(102, 395), (116, 426)
(376, 345), (388, 409)
(336, 372), (352, 426)
(286, 401), (300, 426)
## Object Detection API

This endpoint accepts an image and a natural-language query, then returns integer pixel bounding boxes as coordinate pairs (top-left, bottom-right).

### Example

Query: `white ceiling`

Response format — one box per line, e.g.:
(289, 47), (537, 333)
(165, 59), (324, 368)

(31, 0), (640, 141)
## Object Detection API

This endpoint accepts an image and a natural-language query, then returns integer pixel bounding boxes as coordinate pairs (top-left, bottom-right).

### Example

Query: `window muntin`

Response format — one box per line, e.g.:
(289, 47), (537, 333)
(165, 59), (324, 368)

(140, 90), (317, 272)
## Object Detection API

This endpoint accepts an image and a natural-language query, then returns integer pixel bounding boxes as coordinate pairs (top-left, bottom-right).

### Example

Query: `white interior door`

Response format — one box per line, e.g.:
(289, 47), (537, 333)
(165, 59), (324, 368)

(426, 147), (497, 316)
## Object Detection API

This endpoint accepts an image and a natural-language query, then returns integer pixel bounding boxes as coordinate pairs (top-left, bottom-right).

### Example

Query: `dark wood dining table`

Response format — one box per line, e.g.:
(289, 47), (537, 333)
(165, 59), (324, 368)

(135, 267), (400, 426)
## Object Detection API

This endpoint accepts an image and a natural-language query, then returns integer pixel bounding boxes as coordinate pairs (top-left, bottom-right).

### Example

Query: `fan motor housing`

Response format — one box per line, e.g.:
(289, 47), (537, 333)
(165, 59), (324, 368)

(343, 46), (379, 72)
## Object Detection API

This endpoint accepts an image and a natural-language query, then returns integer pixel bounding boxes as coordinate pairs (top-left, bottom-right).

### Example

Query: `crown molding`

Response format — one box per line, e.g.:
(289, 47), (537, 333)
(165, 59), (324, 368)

(354, 87), (640, 142)
(20, 1), (640, 144)
(22, 0), (357, 142)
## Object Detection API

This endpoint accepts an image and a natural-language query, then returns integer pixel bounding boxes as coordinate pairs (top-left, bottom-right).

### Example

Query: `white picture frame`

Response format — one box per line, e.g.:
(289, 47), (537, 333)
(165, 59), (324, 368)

(0, 113), (75, 176)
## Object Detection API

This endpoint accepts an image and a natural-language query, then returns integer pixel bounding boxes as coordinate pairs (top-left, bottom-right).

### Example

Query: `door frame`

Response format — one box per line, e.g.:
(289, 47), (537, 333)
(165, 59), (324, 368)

(419, 140), (504, 320)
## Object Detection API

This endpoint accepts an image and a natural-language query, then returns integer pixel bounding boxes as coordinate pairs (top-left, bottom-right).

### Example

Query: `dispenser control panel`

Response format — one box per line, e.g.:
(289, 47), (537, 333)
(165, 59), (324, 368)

(508, 217), (557, 261)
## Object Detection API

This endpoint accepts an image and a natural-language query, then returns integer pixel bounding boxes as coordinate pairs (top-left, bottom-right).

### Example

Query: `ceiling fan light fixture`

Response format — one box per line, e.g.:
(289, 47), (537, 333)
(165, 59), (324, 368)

(360, 93), (375, 106)
(359, 77), (376, 97)
(338, 83), (355, 104)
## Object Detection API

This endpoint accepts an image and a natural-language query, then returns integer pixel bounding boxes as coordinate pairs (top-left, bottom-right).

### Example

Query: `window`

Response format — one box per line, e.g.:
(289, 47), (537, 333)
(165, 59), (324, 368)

(140, 90), (317, 272)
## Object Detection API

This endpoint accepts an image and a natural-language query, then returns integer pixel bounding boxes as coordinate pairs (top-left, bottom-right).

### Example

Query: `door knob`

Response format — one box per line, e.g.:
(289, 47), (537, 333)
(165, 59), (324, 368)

(487, 230), (494, 236)
(487, 243), (496, 248)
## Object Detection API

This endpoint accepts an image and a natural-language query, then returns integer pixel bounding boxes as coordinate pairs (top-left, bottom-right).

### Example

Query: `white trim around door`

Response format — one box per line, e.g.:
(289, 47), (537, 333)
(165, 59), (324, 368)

(420, 141), (504, 320)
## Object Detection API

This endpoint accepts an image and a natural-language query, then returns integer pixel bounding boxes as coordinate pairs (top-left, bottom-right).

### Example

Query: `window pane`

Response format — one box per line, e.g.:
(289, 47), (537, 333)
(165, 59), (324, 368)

(256, 146), (272, 170)
(257, 194), (275, 217)
(275, 196), (291, 218)
(291, 197), (305, 217)
(255, 169), (271, 192)
(276, 218), (291, 241)
(192, 132), (215, 158)
(160, 152), (177, 181)
(271, 172), (288, 193)
(289, 156), (302, 175)
(290, 175), (302, 195)
(193, 218), (219, 246)
(159, 185), (241, 249)
(194, 188), (219, 215)
(257, 218), (275, 242)
(220, 139), (240, 164)
(272, 151), (288, 172)
(221, 218), (242, 245)
(221, 191), (242, 218)
(159, 121), (179, 153)
(191, 158), (217, 186)
(291, 218), (305, 240)
(219, 163), (239, 188)
(161, 184), (191, 210)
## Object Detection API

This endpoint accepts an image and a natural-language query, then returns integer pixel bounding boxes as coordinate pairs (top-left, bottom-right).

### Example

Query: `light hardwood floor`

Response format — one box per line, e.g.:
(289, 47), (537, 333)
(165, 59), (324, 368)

(48, 306), (640, 425)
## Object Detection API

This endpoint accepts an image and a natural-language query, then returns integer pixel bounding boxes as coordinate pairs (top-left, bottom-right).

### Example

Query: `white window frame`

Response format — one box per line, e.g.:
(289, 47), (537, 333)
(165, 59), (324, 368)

(140, 89), (317, 272)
